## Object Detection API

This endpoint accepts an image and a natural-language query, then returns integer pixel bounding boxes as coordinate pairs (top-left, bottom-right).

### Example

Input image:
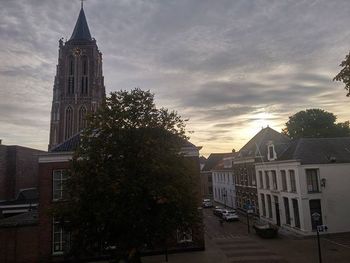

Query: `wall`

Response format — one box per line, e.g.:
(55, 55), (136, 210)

(0, 145), (44, 200)
(0, 225), (39, 263)
(212, 170), (235, 208)
(256, 161), (350, 235)
(38, 159), (70, 262)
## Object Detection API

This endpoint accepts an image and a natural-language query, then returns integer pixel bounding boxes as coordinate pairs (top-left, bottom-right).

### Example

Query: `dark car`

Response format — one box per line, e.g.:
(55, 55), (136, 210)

(213, 206), (224, 217)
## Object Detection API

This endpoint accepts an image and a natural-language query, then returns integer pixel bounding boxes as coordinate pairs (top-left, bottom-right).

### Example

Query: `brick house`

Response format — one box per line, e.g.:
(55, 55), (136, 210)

(38, 133), (204, 261)
(234, 127), (290, 215)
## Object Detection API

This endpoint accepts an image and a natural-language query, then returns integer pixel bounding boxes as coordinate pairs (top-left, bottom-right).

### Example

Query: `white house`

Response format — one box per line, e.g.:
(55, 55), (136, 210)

(256, 137), (350, 236)
(212, 153), (236, 208)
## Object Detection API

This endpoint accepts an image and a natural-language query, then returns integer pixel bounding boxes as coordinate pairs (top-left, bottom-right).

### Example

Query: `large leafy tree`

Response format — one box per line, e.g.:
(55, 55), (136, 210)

(282, 109), (350, 139)
(54, 89), (200, 262)
(334, 51), (350, 96)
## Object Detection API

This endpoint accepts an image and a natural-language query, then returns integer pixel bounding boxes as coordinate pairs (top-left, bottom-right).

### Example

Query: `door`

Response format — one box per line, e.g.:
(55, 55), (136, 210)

(310, 199), (322, 230)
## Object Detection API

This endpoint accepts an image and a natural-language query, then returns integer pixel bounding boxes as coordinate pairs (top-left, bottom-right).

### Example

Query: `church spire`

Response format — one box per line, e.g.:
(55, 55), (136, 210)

(69, 3), (92, 41)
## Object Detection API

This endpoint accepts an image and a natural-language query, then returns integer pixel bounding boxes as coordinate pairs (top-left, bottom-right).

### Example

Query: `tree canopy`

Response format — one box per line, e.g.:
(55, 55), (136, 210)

(334, 51), (350, 96)
(54, 89), (200, 261)
(282, 109), (350, 139)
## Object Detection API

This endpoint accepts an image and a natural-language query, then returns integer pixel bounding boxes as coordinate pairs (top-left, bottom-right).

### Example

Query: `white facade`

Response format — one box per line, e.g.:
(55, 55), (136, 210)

(212, 157), (236, 208)
(256, 160), (350, 236)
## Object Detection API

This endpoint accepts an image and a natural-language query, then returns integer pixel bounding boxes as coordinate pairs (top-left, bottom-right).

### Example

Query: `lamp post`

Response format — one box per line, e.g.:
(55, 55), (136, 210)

(312, 213), (328, 263)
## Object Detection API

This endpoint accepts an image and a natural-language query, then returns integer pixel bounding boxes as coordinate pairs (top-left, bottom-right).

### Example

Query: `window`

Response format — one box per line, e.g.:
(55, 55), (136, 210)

(53, 170), (68, 200)
(268, 145), (274, 160)
(306, 169), (319, 193)
(208, 186), (213, 195)
(78, 106), (87, 130)
(53, 218), (70, 254)
(267, 194), (272, 218)
(259, 171), (263, 189)
(292, 199), (300, 228)
(284, 197), (291, 225)
(289, 170), (296, 192)
(261, 194), (266, 217)
(177, 229), (193, 243)
(208, 174), (212, 182)
(265, 171), (270, 189)
(251, 173), (256, 186)
(281, 170), (287, 191)
(271, 170), (277, 190)
(65, 106), (74, 140)
(67, 57), (75, 95)
(81, 56), (89, 95)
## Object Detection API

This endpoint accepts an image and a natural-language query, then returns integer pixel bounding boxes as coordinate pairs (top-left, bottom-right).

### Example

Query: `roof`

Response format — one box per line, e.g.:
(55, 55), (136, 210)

(202, 153), (234, 171)
(50, 133), (81, 152)
(69, 7), (92, 41)
(50, 131), (197, 153)
(213, 155), (237, 171)
(237, 127), (290, 161)
(0, 211), (38, 228)
(278, 137), (350, 164)
(0, 188), (38, 206)
(17, 188), (38, 201)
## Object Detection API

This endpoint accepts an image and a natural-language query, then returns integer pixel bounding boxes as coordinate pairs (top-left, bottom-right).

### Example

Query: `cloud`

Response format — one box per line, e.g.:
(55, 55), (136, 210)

(1, 0), (350, 156)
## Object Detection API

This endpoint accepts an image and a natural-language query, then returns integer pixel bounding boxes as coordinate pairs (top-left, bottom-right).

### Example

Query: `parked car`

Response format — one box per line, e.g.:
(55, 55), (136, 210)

(221, 209), (239, 221)
(202, 199), (213, 208)
(213, 206), (225, 216)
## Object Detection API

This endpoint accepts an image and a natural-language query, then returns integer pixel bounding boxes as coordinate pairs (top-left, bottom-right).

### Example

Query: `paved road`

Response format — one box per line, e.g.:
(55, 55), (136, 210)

(143, 209), (350, 263)
(203, 208), (350, 263)
(204, 210), (288, 263)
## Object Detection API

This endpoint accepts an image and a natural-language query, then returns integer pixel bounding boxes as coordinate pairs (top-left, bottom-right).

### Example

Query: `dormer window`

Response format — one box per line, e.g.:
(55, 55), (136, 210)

(267, 142), (276, 161)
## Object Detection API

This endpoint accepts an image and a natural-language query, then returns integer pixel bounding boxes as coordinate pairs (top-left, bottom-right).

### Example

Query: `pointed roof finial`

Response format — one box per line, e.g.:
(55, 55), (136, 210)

(69, 1), (92, 41)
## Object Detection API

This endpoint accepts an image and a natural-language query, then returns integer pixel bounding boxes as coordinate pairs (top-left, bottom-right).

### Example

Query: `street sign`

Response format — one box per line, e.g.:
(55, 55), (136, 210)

(247, 209), (254, 214)
(317, 225), (328, 232)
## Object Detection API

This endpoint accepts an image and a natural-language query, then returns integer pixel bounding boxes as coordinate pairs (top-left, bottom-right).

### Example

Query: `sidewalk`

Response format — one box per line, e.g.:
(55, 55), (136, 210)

(142, 234), (229, 263)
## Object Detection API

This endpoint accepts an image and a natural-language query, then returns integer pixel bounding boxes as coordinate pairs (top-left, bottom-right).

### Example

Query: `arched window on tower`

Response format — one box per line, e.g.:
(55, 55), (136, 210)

(67, 56), (75, 95)
(65, 106), (74, 139)
(52, 104), (60, 121)
(78, 106), (87, 130)
(81, 57), (88, 95)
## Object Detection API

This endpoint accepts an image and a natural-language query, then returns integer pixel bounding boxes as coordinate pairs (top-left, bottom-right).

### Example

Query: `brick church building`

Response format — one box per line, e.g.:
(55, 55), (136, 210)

(38, 4), (203, 262)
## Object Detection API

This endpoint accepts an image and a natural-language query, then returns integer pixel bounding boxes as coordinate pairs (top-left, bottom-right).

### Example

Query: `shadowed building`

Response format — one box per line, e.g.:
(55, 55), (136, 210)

(234, 127), (290, 215)
(48, 4), (105, 150)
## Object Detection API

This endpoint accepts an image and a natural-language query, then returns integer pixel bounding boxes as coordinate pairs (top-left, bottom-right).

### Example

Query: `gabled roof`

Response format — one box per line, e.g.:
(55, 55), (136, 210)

(50, 131), (198, 153)
(202, 153), (234, 171)
(278, 137), (350, 164)
(237, 127), (290, 161)
(69, 7), (92, 41)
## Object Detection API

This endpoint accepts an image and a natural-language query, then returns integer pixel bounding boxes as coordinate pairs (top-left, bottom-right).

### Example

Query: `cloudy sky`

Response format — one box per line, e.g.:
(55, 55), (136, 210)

(1, 0), (350, 156)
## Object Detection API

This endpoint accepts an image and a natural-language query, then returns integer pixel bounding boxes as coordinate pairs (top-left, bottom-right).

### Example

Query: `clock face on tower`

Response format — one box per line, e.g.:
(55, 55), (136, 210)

(73, 47), (82, 57)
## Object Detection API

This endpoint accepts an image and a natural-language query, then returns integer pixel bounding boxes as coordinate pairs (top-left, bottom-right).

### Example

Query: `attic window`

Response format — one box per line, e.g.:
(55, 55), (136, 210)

(267, 144), (276, 161)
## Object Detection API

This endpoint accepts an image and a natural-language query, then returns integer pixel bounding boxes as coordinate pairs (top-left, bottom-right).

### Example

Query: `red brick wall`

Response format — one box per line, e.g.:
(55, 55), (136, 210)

(0, 225), (39, 263)
(38, 161), (70, 262)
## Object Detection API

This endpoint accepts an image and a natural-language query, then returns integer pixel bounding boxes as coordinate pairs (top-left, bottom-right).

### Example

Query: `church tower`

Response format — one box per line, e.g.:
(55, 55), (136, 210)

(49, 4), (105, 150)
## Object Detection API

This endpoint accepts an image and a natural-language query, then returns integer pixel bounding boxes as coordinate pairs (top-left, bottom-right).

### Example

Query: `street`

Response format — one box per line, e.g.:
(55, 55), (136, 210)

(203, 208), (350, 263)
(144, 208), (350, 263)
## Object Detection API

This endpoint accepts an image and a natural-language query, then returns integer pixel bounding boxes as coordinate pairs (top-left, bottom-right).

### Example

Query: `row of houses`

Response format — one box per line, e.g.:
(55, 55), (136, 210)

(201, 126), (350, 236)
